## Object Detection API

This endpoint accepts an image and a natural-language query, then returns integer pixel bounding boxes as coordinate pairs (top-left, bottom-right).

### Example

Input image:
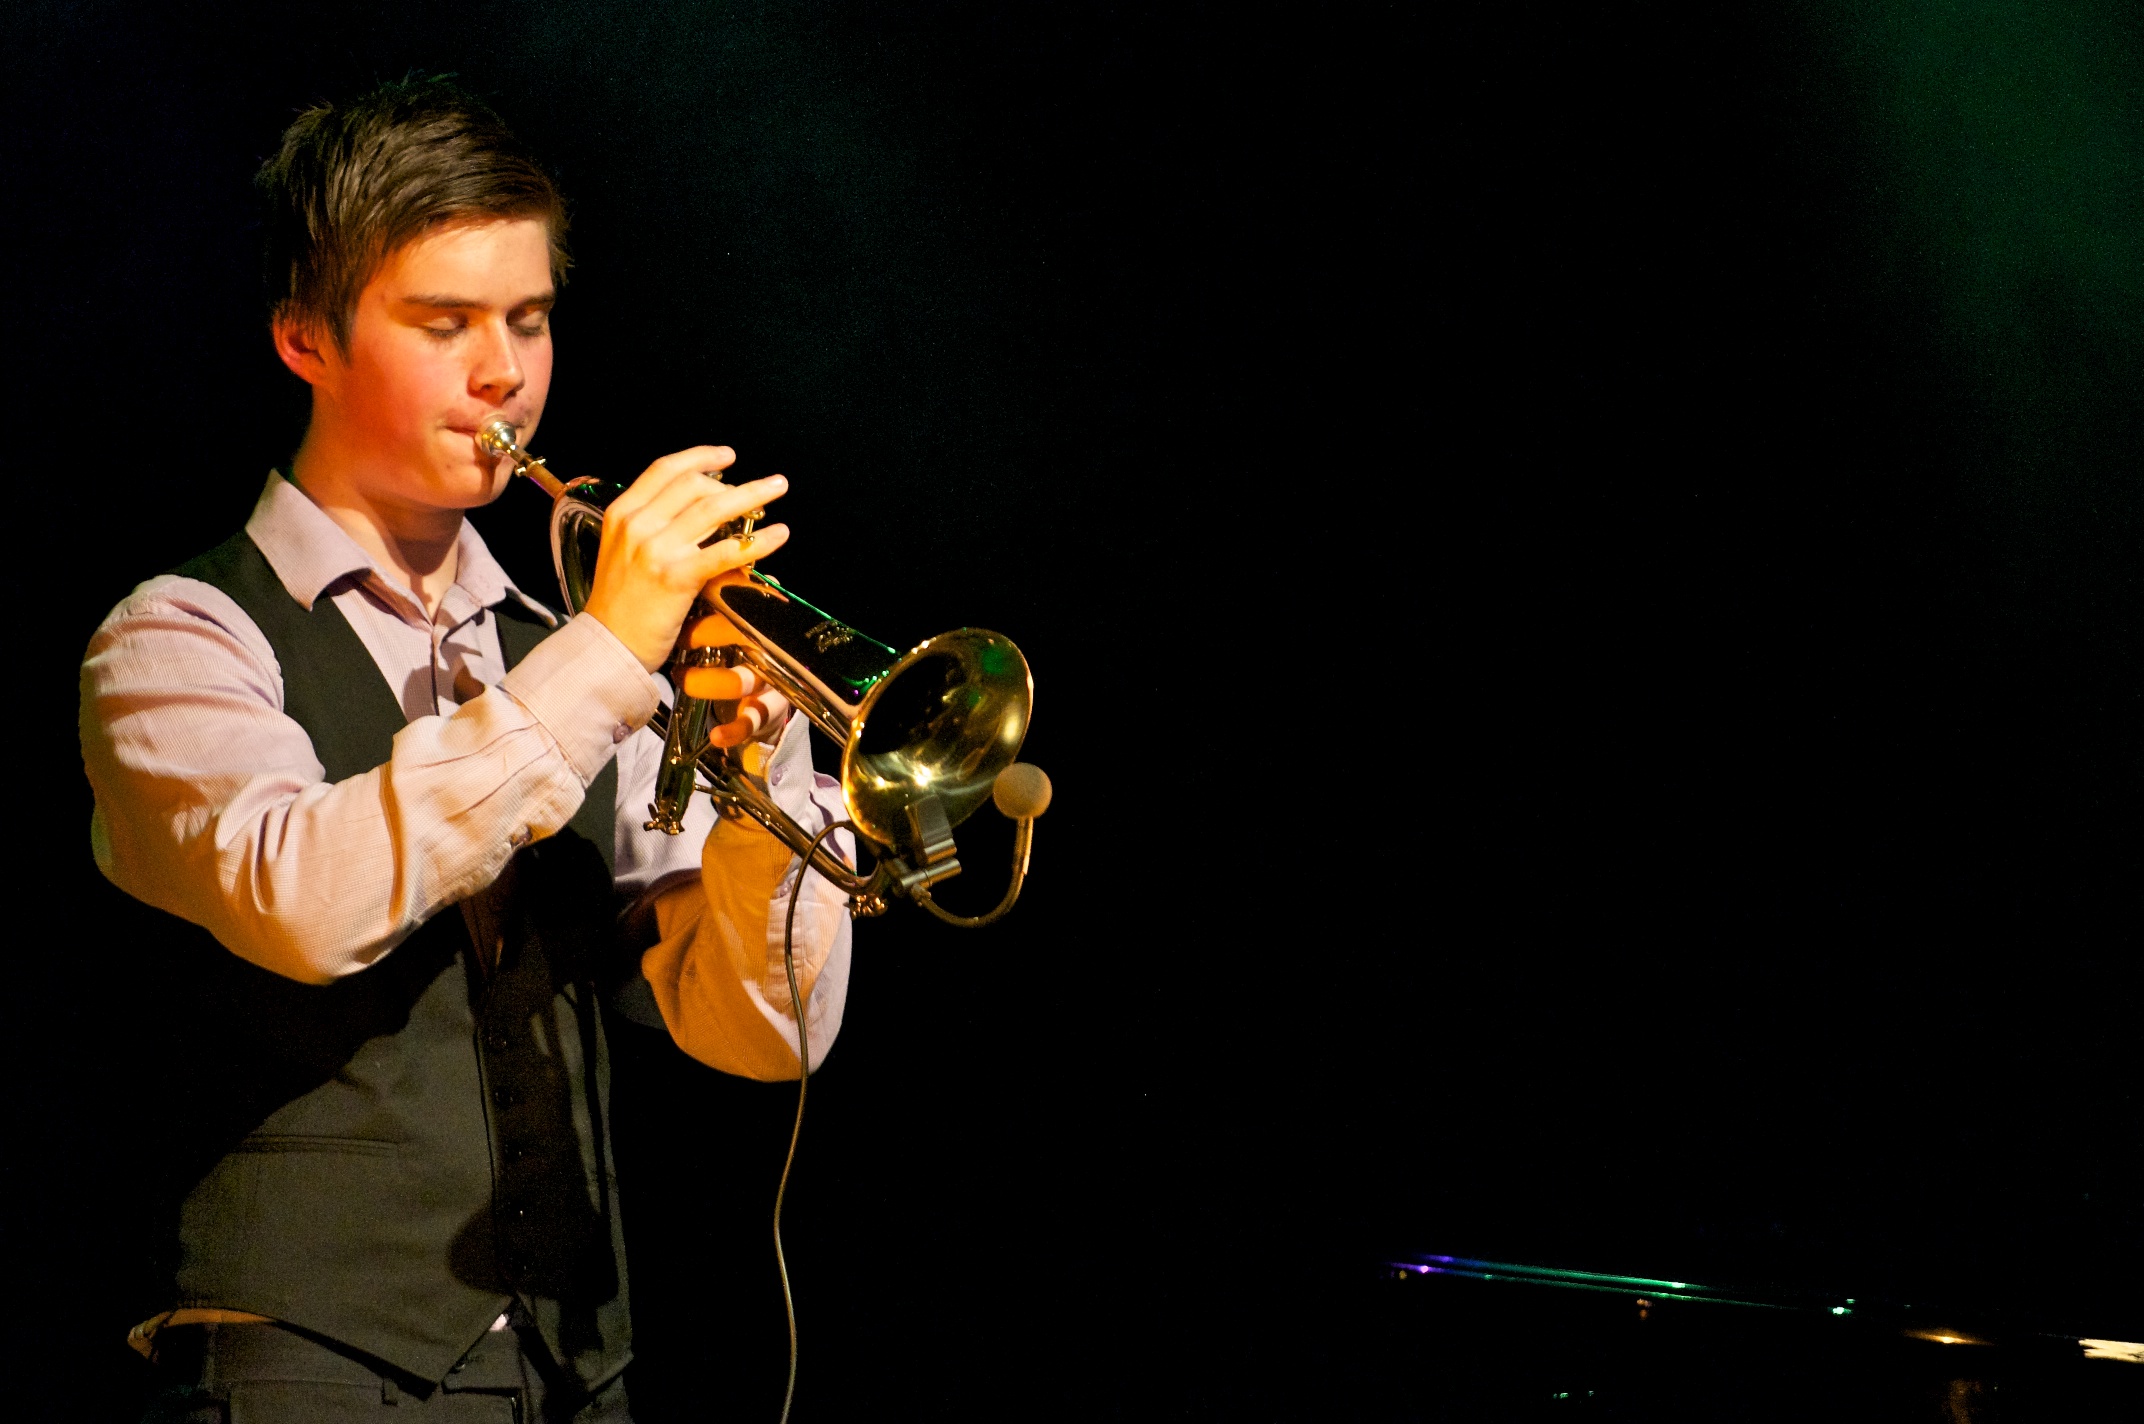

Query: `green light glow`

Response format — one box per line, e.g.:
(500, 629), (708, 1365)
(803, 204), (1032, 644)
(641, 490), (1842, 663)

(1840, 0), (2144, 538)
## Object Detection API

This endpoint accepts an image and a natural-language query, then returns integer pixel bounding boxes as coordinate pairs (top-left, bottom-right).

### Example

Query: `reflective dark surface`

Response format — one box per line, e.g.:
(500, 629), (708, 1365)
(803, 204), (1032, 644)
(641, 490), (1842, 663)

(1325, 1267), (2144, 1422)
(715, 581), (896, 708)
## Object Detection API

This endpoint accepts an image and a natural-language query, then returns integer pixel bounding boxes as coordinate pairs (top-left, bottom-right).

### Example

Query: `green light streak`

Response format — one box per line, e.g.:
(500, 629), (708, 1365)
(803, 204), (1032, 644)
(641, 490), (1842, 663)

(1435, 1268), (1793, 1312)
(1453, 1260), (1693, 1292)
(1403, 1257), (1851, 1315)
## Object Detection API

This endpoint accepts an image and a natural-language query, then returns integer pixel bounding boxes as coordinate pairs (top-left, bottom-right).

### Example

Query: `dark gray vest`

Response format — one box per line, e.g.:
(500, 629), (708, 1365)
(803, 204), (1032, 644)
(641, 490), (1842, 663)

(161, 529), (634, 1391)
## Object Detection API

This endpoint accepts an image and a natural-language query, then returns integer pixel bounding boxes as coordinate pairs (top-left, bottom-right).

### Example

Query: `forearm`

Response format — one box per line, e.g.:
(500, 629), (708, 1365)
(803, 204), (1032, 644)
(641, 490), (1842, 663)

(639, 724), (854, 1078)
(83, 584), (656, 983)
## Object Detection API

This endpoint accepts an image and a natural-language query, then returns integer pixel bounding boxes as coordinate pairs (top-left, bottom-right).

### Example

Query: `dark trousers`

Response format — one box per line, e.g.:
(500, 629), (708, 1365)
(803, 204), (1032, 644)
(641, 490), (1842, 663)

(142, 1322), (633, 1424)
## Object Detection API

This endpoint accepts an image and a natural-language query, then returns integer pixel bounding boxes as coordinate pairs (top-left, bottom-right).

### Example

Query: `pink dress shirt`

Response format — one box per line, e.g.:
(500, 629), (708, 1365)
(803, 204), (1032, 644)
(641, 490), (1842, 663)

(80, 471), (852, 1077)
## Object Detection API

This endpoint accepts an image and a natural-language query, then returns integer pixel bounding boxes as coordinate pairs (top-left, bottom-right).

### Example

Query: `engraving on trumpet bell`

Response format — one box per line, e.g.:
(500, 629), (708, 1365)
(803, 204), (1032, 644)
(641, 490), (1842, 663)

(804, 619), (856, 653)
(715, 584), (896, 698)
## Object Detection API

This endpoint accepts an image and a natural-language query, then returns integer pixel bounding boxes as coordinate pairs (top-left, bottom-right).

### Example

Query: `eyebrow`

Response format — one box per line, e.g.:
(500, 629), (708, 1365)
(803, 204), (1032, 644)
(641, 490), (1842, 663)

(397, 291), (556, 311)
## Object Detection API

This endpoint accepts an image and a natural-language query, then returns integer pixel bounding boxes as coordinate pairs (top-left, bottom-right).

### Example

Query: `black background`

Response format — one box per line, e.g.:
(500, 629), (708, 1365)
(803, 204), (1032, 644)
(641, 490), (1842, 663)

(6, 2), (2138, 1419)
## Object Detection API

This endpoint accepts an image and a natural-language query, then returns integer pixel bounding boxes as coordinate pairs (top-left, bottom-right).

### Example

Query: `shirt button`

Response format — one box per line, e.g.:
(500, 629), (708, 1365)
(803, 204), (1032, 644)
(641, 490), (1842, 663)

(612, 722), (632, 744)
(508, 826), (532, 848)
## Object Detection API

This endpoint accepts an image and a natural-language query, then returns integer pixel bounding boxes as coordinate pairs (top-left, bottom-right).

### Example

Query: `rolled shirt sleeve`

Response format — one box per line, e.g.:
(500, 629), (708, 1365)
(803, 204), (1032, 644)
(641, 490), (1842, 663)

(639, 713), (855, 1078)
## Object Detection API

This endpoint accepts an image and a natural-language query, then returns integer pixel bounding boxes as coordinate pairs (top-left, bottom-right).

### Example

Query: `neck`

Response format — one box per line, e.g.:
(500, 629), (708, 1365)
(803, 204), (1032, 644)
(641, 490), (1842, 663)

(289, 420), (462, 616)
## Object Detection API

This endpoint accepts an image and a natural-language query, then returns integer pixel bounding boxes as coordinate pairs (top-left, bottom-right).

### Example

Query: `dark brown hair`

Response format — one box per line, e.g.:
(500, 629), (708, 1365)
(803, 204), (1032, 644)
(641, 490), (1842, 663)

(258, 76), (568, 354)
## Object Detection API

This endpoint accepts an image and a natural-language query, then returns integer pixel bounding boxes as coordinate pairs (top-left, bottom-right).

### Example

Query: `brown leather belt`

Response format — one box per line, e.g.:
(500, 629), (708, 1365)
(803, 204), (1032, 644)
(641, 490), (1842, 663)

(128, 1305), (517, 1360)
(127, 1308), (275, 1360)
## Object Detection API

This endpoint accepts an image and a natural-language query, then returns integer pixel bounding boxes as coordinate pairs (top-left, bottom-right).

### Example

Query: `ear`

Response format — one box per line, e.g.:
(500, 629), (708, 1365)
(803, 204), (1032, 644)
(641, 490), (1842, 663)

(271, 310), (335, 386)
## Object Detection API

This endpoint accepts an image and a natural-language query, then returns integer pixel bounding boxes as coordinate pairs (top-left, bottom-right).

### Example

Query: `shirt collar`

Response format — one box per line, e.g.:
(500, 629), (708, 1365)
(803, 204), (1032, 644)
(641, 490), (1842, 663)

(243, 470), (558, 627)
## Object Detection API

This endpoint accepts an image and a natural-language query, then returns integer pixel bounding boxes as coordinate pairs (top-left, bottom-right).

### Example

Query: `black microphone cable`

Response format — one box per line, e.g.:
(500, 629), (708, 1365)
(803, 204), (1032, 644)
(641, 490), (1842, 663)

(774, 817), (855, 1424)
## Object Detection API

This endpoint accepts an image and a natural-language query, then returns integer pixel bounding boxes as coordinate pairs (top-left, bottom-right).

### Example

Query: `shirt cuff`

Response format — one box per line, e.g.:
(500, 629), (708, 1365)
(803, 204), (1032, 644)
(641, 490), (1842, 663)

(497, 611), (662, 784)
(759, 711), (822, 823)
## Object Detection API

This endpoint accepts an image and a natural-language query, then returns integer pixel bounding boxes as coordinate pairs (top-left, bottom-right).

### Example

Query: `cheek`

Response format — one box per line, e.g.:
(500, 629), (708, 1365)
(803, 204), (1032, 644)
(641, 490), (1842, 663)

(523, 341), (554, 411)
(350, 341), (455, 429)
(398, 349), (463, 419)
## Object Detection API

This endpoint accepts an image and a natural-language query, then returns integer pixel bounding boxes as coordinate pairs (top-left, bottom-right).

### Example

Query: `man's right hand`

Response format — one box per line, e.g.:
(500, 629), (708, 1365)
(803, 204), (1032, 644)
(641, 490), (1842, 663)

(577, 446), (789, 672)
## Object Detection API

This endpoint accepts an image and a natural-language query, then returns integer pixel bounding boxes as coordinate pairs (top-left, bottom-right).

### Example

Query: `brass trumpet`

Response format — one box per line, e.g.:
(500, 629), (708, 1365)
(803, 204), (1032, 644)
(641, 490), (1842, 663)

(476, 419), (1046, 922)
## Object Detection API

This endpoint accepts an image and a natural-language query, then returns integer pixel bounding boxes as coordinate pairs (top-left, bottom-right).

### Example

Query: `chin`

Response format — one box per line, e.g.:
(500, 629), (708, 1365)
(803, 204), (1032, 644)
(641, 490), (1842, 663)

(421, 461), (515, 512)
(430, 429), (518, 504)
(466, 467), (519, 509)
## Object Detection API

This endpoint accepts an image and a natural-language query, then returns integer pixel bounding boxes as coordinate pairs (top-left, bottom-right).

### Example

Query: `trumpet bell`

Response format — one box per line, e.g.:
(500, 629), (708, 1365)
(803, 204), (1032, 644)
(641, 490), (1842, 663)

(844, 628), (1031, 850)
(709, 581), (1032, 851)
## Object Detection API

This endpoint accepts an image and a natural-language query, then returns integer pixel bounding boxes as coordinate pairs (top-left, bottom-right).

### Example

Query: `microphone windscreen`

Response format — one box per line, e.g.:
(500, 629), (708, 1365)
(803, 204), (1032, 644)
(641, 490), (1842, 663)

(992, 763), (1053, 820)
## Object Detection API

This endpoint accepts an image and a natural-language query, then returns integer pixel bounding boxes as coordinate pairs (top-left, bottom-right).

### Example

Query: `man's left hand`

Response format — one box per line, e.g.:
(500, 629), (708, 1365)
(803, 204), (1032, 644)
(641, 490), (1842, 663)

(679, 587), (793, 748)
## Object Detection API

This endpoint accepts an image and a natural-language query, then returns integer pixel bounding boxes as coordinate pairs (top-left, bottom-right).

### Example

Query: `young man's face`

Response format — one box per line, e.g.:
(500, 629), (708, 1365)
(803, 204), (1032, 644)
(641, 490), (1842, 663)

(299, 217), (556, 512)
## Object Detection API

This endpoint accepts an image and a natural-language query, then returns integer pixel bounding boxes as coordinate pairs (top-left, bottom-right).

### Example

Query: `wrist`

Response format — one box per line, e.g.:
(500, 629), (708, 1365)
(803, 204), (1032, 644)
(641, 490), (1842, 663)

(498, 613), (663, 782)
(580, 594), (668, 673)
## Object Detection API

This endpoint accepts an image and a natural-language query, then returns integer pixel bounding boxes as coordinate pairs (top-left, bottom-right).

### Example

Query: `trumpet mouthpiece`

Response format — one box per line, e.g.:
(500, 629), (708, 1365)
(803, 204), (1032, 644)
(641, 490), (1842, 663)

(476, 419), (520, 460)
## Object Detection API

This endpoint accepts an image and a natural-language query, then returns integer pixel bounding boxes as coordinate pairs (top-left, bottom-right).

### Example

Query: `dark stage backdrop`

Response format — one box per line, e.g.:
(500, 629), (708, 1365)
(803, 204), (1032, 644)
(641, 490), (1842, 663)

(6, 2), (2137, 1420)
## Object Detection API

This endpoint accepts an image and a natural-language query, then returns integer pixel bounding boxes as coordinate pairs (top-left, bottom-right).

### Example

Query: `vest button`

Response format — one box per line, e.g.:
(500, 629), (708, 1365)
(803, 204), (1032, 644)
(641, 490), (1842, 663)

(612, 722), (631, 744)
(509, 826), (533, 848)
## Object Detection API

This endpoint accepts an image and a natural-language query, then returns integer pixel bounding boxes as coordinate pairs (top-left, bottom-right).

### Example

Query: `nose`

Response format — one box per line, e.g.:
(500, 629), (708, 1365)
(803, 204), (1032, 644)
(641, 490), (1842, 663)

(469, 317), (525, 403)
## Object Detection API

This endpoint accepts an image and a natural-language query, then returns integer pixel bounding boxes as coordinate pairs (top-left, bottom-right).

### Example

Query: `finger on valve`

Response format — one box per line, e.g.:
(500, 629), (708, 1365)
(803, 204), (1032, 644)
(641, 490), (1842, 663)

(709, 698), (773, 749)
(680, 662), (758, 702)
(687, 609), (744, 648)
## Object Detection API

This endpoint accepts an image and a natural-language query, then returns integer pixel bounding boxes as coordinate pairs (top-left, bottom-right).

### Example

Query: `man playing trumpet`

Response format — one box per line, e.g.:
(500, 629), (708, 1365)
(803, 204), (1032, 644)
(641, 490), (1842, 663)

(79, 77), (851, 1422)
